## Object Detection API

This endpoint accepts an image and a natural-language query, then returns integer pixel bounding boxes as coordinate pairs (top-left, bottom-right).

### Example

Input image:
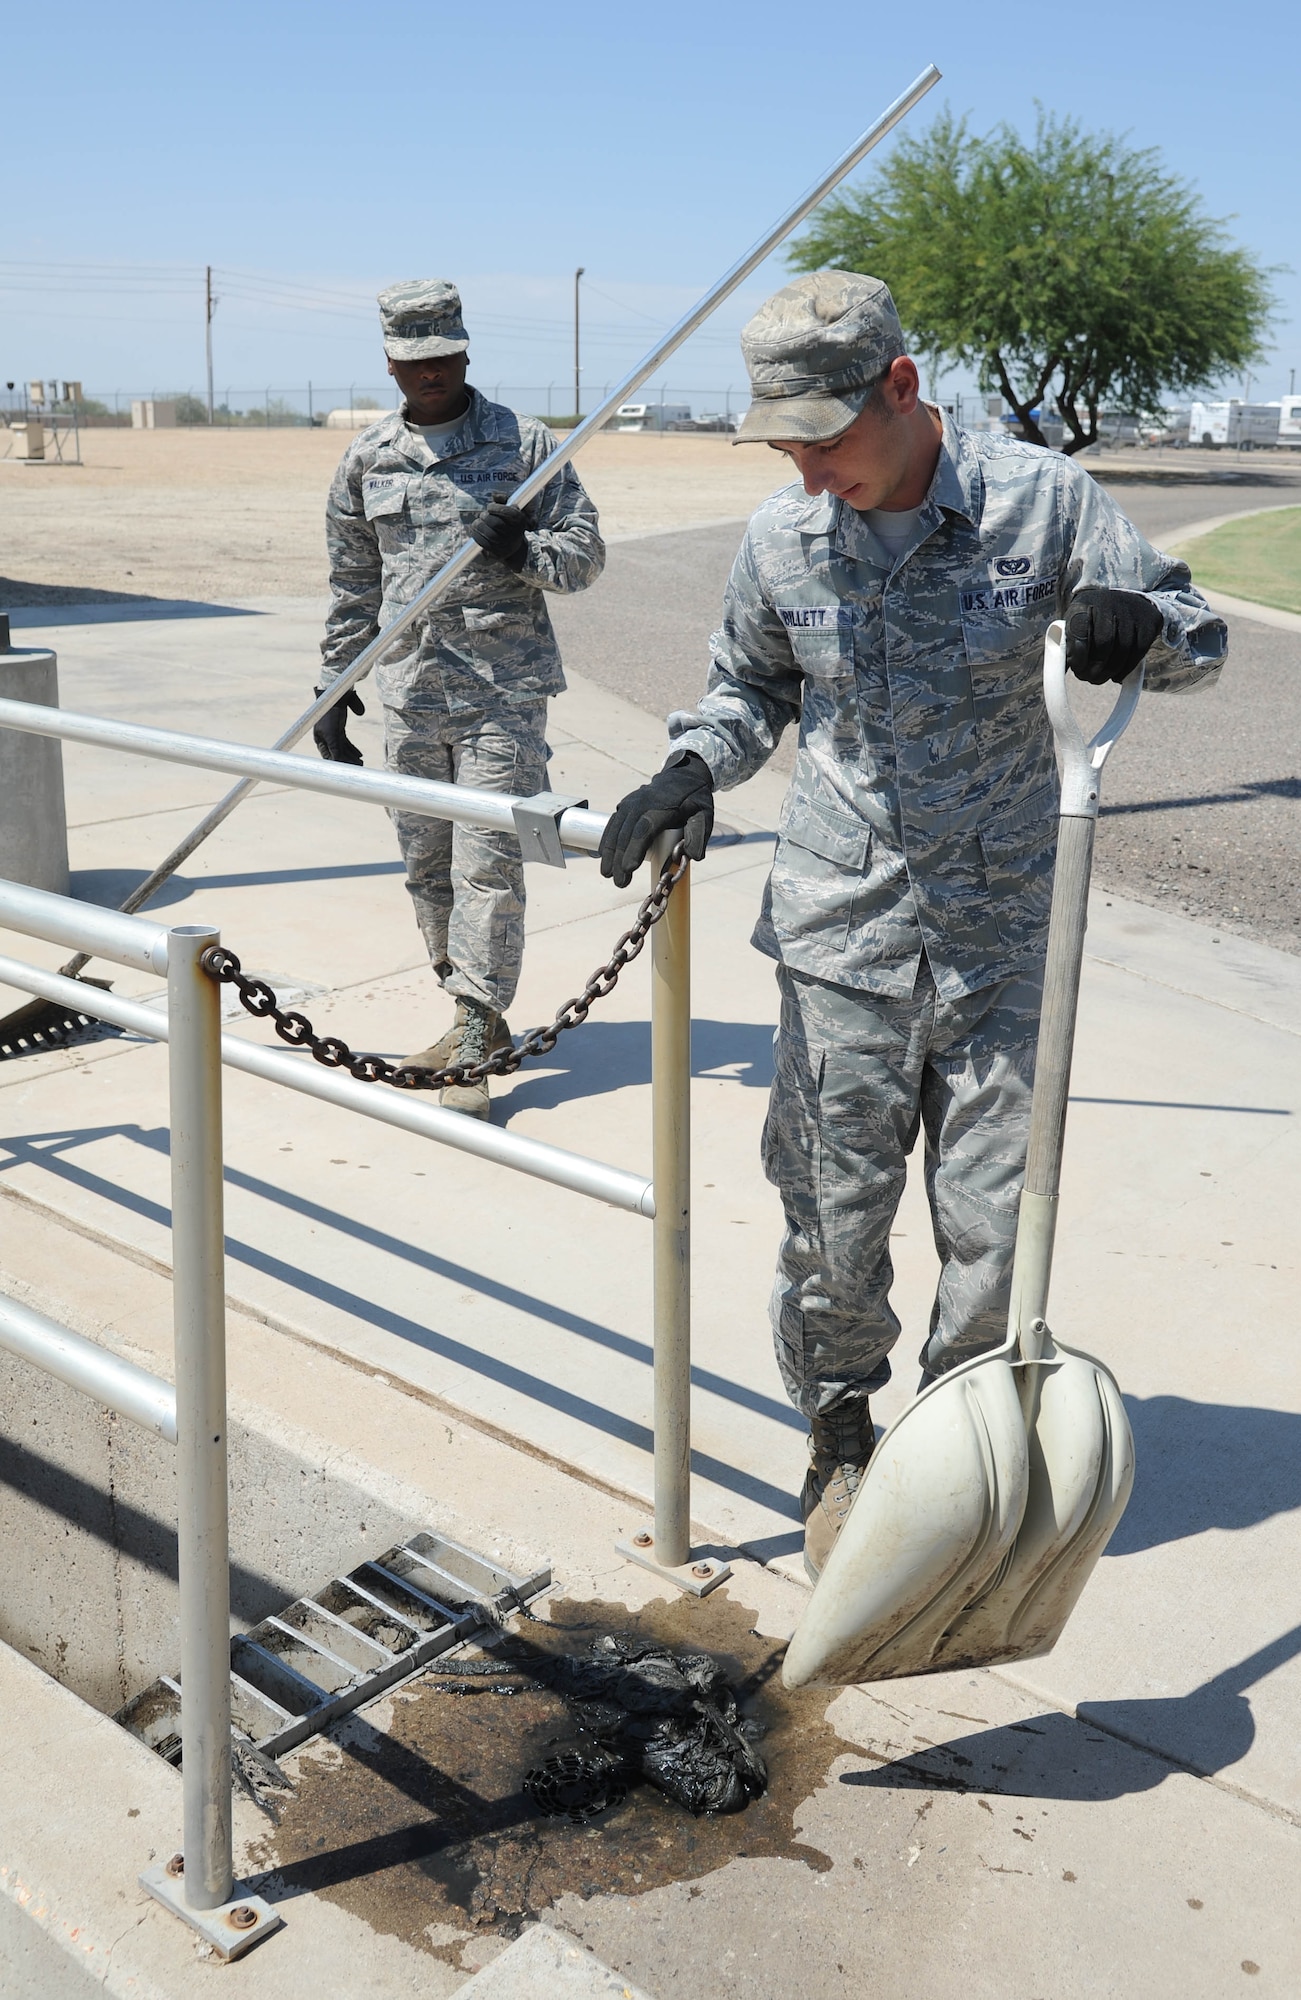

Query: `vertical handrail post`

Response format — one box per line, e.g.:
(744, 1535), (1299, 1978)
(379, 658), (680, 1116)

(650, 837), (691, 1566)
(168, 923), (233, 1911)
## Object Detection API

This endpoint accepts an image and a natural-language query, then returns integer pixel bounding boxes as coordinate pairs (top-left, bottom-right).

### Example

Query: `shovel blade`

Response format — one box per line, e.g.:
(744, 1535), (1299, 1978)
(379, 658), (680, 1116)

(923, 1345), (1134, 1671)
(782, 1357), (1028, 1690)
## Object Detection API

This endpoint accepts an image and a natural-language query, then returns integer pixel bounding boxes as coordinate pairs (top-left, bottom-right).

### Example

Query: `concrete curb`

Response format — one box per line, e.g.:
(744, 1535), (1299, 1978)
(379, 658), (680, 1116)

(1200, 588), (1301, 636)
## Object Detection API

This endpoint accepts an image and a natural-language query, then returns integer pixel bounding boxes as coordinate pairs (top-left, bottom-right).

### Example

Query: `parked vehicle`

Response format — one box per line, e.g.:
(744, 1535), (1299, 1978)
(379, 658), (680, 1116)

(1189, 400), (1282, 449)
(611, 402), (693, 433)
(1277, 395), (1301, 448)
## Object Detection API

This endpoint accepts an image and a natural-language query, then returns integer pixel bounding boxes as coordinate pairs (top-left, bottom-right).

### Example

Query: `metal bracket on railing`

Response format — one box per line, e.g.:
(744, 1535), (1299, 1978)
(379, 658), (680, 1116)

(511, 791), (589, 868)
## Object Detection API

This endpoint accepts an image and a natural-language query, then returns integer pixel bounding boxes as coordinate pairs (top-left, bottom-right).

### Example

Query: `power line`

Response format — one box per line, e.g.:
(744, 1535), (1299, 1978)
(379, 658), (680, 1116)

(0, 257), (746, 347)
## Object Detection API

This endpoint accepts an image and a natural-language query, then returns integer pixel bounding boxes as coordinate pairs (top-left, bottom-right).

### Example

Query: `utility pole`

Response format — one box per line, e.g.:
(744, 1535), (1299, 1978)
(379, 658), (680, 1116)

(205, 266), (216, 425)
(573, 267), (584, 424)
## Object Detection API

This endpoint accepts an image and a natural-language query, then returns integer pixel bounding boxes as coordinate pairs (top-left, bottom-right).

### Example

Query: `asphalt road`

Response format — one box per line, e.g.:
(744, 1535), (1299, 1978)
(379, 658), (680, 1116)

(550, 464), (1301, 957)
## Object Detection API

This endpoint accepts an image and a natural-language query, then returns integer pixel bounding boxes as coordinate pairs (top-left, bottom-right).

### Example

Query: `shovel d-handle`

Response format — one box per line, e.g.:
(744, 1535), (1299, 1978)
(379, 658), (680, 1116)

(1009, 622), (1143, 1363)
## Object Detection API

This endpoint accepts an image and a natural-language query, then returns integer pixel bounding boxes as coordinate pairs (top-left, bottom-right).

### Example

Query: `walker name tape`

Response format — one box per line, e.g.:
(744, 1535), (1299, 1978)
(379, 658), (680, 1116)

(776, 605), (857, 630)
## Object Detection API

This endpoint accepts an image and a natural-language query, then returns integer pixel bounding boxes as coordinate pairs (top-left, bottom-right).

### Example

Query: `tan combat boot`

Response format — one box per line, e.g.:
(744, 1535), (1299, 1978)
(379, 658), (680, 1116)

(801, 1404), (875, 1583)
(401, 998), (512, 1122)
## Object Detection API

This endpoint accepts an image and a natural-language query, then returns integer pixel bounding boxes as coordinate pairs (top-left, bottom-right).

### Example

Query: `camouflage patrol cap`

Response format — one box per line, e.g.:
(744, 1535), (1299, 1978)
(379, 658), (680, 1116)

(735, 271), (905, 444)
(378, 279), (470, 360)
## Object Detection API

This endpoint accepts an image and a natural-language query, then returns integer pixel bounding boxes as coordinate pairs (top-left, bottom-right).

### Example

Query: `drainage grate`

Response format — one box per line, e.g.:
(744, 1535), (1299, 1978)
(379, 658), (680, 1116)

(115, 1530), (551, 1765)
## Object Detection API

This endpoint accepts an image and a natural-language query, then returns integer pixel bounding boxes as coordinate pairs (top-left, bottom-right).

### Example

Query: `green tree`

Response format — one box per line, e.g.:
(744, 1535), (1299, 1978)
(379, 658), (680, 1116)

(790, 110), (1276, 453)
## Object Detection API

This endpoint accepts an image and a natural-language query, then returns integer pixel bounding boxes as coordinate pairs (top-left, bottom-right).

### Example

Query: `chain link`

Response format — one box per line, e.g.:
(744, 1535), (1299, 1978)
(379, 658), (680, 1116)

(201, 842), (688, 1091)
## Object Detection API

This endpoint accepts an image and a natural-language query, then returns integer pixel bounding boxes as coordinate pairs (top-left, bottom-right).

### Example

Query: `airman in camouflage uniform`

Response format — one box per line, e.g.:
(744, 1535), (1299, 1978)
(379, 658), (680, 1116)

(317, 279), (604, 1116)
(600, 271), (1227, 1575)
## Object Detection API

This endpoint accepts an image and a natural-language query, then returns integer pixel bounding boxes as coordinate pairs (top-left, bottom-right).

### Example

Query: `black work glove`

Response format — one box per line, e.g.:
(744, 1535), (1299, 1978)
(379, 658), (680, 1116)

(469, 498), (529, 571)
(599, 751), (715, 889)
(312, 685), (365, 764)
(1065, 586), (1163, 685)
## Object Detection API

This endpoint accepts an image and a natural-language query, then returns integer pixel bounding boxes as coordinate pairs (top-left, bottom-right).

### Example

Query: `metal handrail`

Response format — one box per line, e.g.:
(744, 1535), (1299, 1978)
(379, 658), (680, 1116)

(0, 702), (696, 1565)
(0, 1290), (177, 1440)
(0, 720), (694, 1928)
(0, 874), (171, 973)
(0, 900), (238, 1921)
(0, 698), (610, 857)
(0, 860), (676, 1923)
(0, 948), (654, 1215)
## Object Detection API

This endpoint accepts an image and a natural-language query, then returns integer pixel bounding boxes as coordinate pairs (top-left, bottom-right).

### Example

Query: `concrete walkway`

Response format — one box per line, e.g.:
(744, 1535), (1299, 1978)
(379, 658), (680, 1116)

(1, 595), (1298, 1995)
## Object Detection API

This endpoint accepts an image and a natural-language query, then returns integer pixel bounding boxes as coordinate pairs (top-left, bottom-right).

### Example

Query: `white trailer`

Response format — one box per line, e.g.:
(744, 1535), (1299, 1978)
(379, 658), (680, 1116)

(1189, 400), (1281, 449)
(611, 402), (692, 432)
(1277, 395), (1301, 447)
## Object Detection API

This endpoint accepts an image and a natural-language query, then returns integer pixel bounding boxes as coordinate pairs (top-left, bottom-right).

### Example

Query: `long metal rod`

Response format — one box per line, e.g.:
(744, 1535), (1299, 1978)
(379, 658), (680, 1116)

(0, 874), (170, 974)
(0, 951), (656, 1216)
(0, 1290), (177, 1440)
(47, 63), (940, 951)
(650, 838), (691, 1566)
(0, 699), (609, 854)
(167, 925), (233, 1911)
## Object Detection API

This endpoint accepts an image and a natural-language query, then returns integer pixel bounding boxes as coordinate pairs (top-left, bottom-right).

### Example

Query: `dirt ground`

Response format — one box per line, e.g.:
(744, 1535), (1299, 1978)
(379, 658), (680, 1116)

(0, 428), (786, 607)
(1, 428), (1292, 611)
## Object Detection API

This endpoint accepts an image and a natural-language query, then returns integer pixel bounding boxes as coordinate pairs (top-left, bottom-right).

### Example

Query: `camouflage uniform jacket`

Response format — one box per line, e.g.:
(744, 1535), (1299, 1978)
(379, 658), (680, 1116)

(669, 412), (1227, 1001)
(319, 388), (604, 713)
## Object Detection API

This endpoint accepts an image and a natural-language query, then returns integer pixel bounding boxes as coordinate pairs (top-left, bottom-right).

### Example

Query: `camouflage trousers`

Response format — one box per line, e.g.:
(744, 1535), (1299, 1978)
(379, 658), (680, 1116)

(763, 958), (1042, 1418)
(383, 700), (549, 1014)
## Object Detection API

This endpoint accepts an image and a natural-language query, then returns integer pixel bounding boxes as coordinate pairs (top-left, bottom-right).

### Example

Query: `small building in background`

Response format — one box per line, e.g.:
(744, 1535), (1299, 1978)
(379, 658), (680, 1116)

(131, 399), (177, 429)
(324, 407), (386, 430)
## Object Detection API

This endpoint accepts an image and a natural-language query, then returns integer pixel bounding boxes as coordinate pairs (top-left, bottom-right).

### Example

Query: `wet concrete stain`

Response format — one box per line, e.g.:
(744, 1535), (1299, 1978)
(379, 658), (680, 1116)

(252, 1591), (855, 1958)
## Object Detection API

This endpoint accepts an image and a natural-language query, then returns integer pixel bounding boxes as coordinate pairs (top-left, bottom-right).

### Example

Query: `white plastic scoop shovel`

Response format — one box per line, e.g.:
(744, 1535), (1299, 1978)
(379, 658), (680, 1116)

(783, 621), (1141, 1689)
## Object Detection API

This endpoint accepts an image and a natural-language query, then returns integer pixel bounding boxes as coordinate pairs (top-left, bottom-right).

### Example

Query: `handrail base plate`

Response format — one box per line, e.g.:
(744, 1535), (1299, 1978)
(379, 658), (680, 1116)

(616, 1526), (732, 1597)
(139, 1864), (283, 1961)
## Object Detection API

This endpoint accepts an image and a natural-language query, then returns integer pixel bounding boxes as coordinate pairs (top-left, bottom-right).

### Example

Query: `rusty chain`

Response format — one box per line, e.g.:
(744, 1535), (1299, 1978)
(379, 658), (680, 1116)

(200, 841), (688, 1091)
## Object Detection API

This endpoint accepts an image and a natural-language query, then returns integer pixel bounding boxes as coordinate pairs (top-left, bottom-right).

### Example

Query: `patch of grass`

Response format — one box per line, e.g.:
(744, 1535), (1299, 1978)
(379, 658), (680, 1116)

(1170, 507), (1301, 614)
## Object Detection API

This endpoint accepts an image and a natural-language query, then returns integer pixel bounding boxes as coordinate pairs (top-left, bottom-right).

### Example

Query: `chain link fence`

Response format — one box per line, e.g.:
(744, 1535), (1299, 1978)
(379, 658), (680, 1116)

(7, 383), (765, 430)
(3, 380), (1014, 434)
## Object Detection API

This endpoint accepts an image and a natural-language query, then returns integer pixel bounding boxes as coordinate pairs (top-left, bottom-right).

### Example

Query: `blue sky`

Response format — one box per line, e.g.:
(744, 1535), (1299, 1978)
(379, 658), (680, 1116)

(4, 0), (1295, 413)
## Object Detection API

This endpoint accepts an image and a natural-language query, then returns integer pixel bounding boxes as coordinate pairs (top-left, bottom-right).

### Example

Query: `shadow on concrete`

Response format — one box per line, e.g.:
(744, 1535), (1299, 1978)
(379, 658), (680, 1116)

(1070, 1096), (1289, 1114)
(0, 1122), (803, 1523)
(3, 580), (259, 625)
(1108, 1395), (1301, 1555)
(1094, 463), (1301, 488)
(501, 1017), (776, 1116)
(1102, 777), (1301, 815)
(0, 1432), (285, 1626)
(839, 1623), (1301, 1801)
(69, 858), (406, 910)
